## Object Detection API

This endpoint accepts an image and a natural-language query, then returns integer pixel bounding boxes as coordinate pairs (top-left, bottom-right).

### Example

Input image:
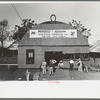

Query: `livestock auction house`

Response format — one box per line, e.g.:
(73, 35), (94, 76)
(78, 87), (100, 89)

(18, 15), (90, 68)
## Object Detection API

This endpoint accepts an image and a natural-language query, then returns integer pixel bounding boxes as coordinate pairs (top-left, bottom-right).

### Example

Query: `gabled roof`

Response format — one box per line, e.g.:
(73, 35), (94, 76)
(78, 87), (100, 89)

(8, 41), (18, 50)
(90, 40), (100, 53)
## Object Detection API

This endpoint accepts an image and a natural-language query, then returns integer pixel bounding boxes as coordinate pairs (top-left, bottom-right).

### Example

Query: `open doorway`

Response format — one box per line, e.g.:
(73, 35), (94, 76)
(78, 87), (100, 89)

(45, 51), (62, 66)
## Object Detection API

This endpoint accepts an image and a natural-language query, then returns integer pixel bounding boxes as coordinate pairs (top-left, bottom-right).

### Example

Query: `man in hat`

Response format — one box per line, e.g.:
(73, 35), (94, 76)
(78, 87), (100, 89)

(49, 59), (57, 76)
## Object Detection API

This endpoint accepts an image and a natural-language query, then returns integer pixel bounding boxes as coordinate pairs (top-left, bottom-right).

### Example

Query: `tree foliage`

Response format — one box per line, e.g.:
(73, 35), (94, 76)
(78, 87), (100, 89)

(0, 19), (10, 57)
(12, 19), (35, 41)
(69, 20), (91, 38)
(0, 19), (10, 42)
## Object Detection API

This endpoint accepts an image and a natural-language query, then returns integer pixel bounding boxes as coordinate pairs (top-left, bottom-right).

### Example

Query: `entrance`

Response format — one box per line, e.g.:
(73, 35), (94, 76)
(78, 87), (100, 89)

(45, 51), (62, 66)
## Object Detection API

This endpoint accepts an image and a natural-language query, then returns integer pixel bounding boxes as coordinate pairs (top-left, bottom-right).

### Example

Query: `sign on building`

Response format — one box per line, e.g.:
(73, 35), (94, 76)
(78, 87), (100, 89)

(30, 29), (77, 38)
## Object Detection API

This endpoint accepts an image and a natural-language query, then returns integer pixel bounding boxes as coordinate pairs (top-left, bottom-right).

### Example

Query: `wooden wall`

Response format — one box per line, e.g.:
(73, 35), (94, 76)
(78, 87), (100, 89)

(18, 46), (90, 68)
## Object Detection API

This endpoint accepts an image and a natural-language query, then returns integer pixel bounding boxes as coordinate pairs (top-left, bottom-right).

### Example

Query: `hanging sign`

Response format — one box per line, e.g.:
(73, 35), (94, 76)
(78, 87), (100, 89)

(30, 29), (77, 38)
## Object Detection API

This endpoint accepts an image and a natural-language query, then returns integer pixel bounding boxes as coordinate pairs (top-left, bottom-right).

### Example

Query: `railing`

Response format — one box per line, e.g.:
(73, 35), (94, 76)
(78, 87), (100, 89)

(0, 57), (18, 64)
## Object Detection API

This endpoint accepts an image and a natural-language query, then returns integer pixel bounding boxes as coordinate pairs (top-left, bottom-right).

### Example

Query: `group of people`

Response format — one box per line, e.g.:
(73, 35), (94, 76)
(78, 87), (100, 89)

(41, 59), (57, 76)
(25, 58), (88, 81)
(41, 58), (88, 76)
(41, 59), (65, 76)
(69, 58), (88, 72)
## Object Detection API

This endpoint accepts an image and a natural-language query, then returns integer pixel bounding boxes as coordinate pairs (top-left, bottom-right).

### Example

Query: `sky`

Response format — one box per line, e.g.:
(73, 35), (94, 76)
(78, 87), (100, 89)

(0, 1), (100, 46)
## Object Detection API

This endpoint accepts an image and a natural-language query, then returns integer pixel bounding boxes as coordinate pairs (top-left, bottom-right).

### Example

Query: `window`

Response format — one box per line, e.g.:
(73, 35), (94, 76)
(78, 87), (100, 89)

(63, 53), (89, 60)
(82, 53), (89, 60)
(26, 49), (34, 64)
(75, 53), (89, 60)
(63, 54), (74, 60)
(75, 54), (81, 59)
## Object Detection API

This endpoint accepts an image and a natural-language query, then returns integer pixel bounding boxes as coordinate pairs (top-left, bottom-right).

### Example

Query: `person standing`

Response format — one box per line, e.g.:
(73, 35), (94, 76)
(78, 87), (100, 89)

(49, 60), (53, 76)
(58, 60), (64, 69)
(26, 69), (31, 81)
(52, 59), (57, 73)
(49, 60), (54, 76)
(82, 62), (88, 73)
(77, 58), (83, 72)
(69, 59), (74, 70)
(84, 65), (88, 73)
(41, 59), (47, 75)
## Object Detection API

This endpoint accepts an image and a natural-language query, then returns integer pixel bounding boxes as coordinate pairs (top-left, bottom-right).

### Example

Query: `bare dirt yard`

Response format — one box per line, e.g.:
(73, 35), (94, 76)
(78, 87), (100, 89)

(0, 66), (100, 81)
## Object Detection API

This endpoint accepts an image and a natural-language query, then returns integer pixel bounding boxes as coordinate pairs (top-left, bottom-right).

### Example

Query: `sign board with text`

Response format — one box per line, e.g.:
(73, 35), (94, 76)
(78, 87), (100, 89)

(30, 29), (77, 38)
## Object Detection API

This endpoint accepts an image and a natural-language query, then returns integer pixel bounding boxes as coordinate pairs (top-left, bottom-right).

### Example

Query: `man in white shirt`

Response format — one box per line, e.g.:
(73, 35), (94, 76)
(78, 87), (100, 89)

(69, 59), (74, 71)
(41, 59), (47, 75)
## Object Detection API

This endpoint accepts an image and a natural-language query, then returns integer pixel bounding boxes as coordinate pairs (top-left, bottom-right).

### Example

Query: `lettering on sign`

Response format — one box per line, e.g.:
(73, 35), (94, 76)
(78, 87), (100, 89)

(30, 30), (77, 38)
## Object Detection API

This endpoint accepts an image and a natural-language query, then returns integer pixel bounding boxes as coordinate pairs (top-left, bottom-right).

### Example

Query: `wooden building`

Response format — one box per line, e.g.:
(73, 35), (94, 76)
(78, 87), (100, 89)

(8, 41), (18, 57)
(18, 15), (90, 68)
(90, 40), (100, 68)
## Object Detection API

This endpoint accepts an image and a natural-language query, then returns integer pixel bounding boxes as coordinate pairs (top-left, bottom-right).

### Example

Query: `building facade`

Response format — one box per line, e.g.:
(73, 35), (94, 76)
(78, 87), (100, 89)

(18, 15), (90, 68)
(90, 40), (100, 68)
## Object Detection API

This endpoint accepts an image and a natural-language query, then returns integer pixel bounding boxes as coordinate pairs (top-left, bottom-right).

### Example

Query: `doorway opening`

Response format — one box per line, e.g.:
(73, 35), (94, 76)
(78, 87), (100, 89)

(45, 51), (62, 66)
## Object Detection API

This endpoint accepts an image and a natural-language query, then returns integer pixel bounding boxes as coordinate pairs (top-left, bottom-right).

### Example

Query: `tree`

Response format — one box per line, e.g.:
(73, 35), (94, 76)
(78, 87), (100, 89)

(69, 20), (91, 38)
(0, 19), (10, 57)
(12, 19), (35, 41)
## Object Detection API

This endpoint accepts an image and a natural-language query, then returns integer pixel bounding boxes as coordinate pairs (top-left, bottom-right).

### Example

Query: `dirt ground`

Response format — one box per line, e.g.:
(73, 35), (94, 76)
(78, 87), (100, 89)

(0, 66), (100, 81)
(40, 68), (100, 80)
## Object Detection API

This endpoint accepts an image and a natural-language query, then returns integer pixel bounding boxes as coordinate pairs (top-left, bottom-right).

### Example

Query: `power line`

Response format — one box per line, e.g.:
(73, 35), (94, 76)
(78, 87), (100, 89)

(11, 4), (22, 22)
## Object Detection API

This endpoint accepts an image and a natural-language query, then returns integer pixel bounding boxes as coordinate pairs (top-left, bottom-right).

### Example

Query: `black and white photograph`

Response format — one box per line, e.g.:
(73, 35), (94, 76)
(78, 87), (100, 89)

(0, 1), (100, 81)
(1, 1), (100, 98)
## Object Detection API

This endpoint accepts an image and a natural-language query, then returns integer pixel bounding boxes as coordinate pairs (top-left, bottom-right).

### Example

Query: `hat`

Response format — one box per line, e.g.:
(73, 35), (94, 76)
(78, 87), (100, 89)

(60, 60), (62, 62)
(78, 58), (81, 60)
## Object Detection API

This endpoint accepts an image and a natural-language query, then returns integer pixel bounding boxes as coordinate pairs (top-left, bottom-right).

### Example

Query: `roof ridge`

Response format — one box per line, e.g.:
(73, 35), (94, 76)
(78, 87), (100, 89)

(40, 21), (67, 24)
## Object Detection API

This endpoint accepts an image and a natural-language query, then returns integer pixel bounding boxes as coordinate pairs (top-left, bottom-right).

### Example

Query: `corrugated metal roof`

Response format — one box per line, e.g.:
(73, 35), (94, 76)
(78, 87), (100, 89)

(90, 40), (100, 53)
(19, 30), (89, 46)
(19, 20), (89, 47)
(32, 21), (74, 30)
